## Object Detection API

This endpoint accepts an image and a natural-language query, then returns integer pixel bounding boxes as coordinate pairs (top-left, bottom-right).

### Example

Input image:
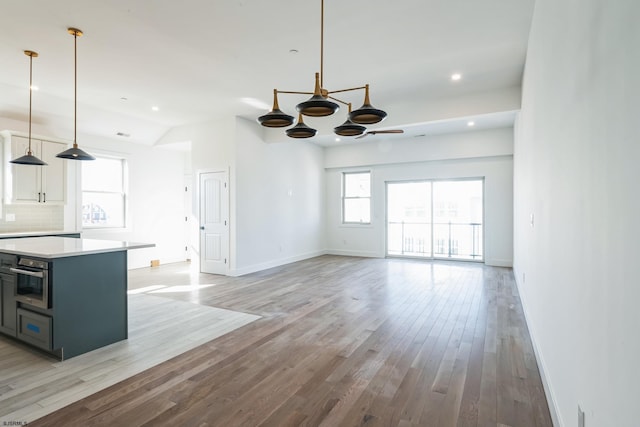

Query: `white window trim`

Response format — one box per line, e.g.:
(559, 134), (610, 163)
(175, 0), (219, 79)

(81, 153), (129, 231)
(342, 170), (372, 225)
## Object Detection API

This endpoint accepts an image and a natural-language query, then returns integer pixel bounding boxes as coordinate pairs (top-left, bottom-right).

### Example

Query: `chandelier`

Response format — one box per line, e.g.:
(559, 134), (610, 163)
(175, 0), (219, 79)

(257, 0), (387, 139)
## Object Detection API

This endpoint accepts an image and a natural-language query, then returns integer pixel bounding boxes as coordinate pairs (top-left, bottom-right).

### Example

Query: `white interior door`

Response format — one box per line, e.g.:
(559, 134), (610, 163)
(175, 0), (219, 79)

(199, 172), (229, 274)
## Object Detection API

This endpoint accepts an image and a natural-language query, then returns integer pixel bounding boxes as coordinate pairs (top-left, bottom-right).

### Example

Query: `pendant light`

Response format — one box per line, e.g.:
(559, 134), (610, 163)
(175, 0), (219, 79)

(56, 28), (95, 161)
(349, 84), (387, 125)
(11, 51), (47, 166)
(296, 73), (339, 117)
(333, 103), (366, 137)
(285, 114), (317, 139)
(258, 89), (295, 127)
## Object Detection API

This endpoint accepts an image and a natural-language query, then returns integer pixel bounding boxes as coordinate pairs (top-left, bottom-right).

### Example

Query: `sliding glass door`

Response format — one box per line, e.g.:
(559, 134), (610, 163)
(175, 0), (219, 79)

(386, 179), (483, 261)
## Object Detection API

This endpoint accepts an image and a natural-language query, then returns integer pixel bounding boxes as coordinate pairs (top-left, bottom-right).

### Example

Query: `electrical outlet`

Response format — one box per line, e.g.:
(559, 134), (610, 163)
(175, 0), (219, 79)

(5, 213), (15, 222)
(578, 405), (585, 427)
(530, 213), (534, 227)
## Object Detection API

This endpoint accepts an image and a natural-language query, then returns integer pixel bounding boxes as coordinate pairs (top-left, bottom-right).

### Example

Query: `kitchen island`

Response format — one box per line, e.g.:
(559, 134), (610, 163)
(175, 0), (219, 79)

(0, 236), (153, 359)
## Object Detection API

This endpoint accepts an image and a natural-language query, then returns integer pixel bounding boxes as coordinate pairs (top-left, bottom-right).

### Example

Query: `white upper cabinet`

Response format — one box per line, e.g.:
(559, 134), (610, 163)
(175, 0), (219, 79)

(2, 132), (68, 205)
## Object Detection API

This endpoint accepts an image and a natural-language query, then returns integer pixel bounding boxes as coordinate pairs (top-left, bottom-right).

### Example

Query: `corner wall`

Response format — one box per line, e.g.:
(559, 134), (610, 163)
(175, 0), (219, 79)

(233, 118), (325, 275)
(325, 128), (514, 266)
(514, 0), (640, 425)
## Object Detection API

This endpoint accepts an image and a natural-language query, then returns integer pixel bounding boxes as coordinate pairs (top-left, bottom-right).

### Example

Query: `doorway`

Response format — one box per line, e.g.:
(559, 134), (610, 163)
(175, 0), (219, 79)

(199, 171), (229, 274)
(386, 179), (484, 261)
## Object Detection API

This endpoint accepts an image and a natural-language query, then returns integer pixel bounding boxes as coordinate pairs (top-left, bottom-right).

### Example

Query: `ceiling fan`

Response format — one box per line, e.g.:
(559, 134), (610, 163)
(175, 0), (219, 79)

(355, 129), (404, 139)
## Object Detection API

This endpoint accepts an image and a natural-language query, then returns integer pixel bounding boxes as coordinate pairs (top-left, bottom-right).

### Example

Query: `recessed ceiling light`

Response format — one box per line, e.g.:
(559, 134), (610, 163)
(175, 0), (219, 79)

(289, 49), (299, 54)
(451, 73), (462, 81)
(335, 137), (341, 142)
(120, 97), (128, 101)
(116, 132), (130, 137)
(151, 106), (159, 111)
(467, 121), (475, 127)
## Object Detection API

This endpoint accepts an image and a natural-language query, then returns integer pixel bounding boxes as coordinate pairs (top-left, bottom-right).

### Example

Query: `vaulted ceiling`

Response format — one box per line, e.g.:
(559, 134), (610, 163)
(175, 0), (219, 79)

(0, 0), (535, 147)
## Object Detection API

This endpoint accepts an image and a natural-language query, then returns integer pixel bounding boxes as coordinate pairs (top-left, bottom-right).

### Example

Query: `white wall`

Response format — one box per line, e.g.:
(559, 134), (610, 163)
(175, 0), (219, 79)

(514, 1), (640, 426)
(158, 117), (236, 271)
(233, 118), (325, 275)
(0, 117), (188, 270)
(325, 128), (514, 266)
(78, 135), (188, 270)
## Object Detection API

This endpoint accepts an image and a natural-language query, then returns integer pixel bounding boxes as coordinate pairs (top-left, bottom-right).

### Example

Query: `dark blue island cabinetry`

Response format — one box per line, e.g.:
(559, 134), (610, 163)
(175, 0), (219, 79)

(0, 237), (153, 359)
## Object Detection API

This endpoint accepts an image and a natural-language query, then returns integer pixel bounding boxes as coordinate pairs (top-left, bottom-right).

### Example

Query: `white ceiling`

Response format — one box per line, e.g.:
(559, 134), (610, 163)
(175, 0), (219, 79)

(0, 0), (535, 147)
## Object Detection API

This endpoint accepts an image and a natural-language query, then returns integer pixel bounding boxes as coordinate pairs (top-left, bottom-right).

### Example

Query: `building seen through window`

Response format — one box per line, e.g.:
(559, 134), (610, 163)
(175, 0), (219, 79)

(82, 156), (126, 228)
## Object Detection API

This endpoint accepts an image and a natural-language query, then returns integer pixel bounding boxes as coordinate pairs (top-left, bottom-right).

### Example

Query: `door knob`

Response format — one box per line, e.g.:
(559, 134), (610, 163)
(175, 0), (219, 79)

(200, 226), (204, 230)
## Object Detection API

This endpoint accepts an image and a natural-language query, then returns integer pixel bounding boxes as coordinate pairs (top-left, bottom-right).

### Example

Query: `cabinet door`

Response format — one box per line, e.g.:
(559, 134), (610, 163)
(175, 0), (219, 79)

(0, 273), (17, 336)
(10, 135), (41, 202)
(40, 140), (67, 203)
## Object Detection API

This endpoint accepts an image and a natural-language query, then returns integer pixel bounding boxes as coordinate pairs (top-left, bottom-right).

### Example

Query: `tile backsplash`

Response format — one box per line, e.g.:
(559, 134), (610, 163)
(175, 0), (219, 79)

(0, 204), (64, 233)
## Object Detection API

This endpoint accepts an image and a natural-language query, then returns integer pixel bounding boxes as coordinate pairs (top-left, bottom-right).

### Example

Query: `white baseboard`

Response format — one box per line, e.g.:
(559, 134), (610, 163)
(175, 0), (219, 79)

(325, 249), (382, 258)
(513, 267), (562, 427)
(229, 250), (328, 277)
(485, 258), (513, 267)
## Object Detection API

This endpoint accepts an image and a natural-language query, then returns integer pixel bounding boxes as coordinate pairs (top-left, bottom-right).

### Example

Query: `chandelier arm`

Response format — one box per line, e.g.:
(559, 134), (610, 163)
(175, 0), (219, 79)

(327, 86), (368, 95)
(276, 90), (315, 95)
(326, 96), (351, 106)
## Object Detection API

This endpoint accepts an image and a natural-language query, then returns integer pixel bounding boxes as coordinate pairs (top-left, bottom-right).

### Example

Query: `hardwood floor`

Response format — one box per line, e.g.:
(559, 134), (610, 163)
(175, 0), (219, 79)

(0, 294), (259, 423)
(23, 255), (552, 426)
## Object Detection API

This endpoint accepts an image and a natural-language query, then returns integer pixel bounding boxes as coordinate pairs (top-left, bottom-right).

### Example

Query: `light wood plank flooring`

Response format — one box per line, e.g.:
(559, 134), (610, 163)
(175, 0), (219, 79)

(0, 294), (259, 423)
(18, 255), (552, 426)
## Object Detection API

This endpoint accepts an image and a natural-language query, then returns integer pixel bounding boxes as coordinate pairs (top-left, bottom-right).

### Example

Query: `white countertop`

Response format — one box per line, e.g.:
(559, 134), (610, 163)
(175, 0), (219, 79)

(0, 230), (80, 239)
(0, 236), (154, 259)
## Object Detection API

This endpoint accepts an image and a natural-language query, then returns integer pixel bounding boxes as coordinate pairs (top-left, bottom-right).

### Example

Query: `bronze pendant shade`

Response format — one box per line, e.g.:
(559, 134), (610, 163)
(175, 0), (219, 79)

(11, 50), (47, 166)
(349, 84), (387, 125)
(56, 28), (95, 161)
(257, 0), (387, 139)
(296, 73), (339, 117)
(333, 104), (366, 137)
(258, 89), (295, 128)
(285, 114), (317, 139)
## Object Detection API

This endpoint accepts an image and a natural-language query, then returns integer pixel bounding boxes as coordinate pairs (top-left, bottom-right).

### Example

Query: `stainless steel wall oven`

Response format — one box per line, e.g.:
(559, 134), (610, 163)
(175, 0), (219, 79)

(11, 258), (49, 309)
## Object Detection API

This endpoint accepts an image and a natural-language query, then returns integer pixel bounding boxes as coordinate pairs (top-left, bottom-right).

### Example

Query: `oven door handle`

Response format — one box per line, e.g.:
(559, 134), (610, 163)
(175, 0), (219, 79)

(10, 268), (45, 278)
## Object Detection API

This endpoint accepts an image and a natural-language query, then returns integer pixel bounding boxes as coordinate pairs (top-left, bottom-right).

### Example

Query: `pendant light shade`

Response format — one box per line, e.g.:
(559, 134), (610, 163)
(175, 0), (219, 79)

(334, 103), (366, 137)
(11, 50), (47, 166)
(296, 73), (339, 117)
(349, 84), (387, 125)
(11, 152), (47, 165)
(286, 114), (317, 139)
(57, 28), (95, 161)
(56, 146), (96, 160)
(257, 89), (295, 128)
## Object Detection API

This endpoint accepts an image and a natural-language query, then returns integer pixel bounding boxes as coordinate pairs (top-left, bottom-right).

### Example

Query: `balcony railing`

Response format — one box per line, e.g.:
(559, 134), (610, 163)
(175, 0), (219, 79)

(387, 220), (483, 260)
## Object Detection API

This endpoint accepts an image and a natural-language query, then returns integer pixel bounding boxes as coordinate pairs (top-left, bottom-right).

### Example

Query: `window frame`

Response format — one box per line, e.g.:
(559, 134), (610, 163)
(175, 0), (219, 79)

(81, 154), (128, 230)
(342, 170), (372, 225)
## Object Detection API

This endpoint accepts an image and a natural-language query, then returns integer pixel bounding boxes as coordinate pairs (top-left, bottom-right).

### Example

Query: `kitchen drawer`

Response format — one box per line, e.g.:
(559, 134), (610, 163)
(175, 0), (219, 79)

(0, 253), (16, 274)
(17, 308), (52, 351)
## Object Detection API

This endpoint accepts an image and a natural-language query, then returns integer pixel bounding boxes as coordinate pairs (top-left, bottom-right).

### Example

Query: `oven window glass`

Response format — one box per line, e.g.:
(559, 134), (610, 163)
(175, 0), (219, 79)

(16, 271), (44, 297)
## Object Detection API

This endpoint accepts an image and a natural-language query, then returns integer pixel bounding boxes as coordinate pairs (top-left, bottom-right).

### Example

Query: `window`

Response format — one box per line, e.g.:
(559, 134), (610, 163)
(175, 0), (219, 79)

(342, 171), (371, 224)
(82, 156), (126, 228)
